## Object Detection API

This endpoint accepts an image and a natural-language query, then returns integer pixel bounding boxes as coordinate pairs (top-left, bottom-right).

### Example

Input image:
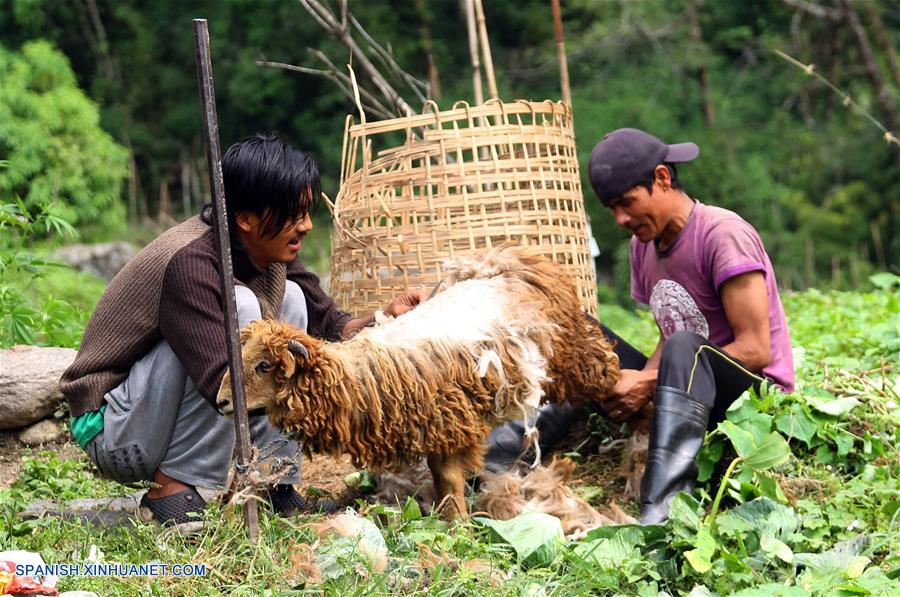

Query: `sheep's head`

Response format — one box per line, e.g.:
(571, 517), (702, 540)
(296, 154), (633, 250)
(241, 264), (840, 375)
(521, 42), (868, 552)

(216, 319), (317, 419)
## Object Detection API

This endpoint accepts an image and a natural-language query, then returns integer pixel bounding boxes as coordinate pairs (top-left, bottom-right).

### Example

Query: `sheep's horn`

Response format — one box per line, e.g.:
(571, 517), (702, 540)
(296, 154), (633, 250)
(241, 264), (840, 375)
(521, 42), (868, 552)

(287, 339), (309, 360)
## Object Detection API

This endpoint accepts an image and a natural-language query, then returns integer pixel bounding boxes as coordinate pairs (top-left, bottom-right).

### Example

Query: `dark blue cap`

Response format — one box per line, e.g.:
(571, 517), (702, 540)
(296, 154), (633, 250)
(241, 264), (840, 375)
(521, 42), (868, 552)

(588, 128), (699, 203)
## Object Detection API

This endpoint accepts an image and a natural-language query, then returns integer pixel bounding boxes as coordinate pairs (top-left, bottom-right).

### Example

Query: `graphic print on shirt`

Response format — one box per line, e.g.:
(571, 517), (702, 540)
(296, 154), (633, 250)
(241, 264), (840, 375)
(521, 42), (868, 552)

(649, 279), (710, 339)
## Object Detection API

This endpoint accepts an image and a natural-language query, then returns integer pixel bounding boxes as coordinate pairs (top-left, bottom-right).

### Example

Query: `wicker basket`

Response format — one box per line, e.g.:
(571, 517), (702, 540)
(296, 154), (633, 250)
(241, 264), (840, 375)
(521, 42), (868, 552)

(329, 99), (598, 317)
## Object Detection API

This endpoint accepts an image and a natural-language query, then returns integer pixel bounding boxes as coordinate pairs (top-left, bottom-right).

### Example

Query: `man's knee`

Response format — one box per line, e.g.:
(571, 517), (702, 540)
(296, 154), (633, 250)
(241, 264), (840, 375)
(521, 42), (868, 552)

(87, 435), (156, 484)
(661, 331), (706, 361)
(279, 280), (308, 329)
(235, 286), (262, 327)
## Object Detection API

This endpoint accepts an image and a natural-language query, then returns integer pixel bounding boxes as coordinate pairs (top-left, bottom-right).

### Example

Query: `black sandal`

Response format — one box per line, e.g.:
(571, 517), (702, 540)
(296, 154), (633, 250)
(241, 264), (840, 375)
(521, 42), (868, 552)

(139, 487), (207, 525)
(268, 485), (343, 516)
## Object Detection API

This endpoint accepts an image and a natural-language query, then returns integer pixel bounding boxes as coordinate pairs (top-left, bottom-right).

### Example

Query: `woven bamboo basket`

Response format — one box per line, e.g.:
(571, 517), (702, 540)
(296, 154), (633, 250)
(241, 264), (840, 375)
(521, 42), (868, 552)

(328, 99), (598, 317)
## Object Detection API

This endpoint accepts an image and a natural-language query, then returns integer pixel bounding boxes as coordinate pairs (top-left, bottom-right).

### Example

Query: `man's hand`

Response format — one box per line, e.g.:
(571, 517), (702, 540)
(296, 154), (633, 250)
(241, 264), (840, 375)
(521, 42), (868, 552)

(384, 287), (429, 318)
(601, 368), (657, 422)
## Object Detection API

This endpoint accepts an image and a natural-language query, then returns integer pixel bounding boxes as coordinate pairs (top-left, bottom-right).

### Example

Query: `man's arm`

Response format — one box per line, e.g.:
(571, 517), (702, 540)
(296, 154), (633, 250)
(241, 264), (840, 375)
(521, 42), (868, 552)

(601, 332), (663, 422)
(720, 271), (771, 371)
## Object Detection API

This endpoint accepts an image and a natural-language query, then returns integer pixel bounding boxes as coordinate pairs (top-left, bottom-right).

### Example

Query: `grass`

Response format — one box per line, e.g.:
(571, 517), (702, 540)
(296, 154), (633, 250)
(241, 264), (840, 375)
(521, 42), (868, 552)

(1, 270), (898, 595)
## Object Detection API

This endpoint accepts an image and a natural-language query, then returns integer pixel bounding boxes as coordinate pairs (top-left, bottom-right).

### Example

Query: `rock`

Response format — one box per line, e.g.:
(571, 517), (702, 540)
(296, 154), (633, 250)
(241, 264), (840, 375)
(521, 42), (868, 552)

(0, 345), (76, 430)
(19, 419), (63, 446)
(54, 241), (139, 282)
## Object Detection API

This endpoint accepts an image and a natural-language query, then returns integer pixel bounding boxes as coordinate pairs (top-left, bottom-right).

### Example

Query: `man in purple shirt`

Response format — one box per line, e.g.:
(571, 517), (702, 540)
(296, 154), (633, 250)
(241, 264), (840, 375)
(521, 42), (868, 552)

(486, 128), (794, 524)
(590, 128), (794, 523)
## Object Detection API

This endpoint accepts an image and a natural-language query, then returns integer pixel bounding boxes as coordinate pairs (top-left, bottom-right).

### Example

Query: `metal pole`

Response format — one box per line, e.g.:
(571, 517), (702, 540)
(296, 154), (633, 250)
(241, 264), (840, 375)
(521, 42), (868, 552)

(192, 18), (260, 544)
(550, 0), (571, 106)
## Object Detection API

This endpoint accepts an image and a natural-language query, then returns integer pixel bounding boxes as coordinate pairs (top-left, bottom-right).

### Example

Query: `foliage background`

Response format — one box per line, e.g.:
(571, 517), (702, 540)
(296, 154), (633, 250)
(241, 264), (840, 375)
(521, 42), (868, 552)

(0, 0), (897, 299)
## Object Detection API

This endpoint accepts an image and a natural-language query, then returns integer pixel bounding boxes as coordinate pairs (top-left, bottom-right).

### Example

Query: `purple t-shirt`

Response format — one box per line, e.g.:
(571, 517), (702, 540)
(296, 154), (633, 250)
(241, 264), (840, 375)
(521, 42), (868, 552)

(630, 201), (794, 391)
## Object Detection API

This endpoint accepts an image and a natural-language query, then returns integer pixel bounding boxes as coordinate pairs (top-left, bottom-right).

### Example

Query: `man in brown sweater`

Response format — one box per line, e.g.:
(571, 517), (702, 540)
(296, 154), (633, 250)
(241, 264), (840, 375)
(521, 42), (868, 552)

(61, 134), (426, 524)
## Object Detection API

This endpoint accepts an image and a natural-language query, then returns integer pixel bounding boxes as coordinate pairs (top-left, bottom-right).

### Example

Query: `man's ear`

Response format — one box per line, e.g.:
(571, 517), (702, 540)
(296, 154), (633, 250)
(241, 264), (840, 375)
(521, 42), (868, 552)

(654, 164), (672, 191)
(235, 211), (259, 233)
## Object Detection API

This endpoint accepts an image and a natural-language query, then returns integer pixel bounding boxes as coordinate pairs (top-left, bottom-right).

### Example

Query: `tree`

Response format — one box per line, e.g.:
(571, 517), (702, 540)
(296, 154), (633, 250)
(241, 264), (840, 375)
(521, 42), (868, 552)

(0, 40), (129, 231)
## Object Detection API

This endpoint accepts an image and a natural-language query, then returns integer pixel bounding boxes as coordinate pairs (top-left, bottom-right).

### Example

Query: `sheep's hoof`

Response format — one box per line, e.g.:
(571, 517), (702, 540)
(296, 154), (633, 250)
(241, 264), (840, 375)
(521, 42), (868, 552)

(434, 495), (467, 521)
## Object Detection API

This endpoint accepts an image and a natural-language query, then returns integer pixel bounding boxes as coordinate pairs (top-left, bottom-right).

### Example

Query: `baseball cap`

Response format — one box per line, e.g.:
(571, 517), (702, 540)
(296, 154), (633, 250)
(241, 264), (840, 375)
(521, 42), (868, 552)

(588, 128), (699, 204)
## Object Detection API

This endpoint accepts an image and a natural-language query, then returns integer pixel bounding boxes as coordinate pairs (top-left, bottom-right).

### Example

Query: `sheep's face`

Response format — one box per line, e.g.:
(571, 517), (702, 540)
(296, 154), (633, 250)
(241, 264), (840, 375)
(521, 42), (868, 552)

(216, 319), (315, 417)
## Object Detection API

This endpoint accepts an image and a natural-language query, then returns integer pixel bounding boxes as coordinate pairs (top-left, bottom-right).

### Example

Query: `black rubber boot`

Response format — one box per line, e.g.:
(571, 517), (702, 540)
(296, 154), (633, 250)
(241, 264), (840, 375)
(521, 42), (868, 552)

(638, 386), (711, 525)
(483, 402), (585, 474)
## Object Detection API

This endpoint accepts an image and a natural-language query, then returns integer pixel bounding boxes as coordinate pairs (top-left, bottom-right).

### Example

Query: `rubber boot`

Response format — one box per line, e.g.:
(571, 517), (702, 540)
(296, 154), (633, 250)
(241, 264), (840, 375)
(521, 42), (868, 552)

(483, 402), (585, 474)
(638, 386), (711, 525)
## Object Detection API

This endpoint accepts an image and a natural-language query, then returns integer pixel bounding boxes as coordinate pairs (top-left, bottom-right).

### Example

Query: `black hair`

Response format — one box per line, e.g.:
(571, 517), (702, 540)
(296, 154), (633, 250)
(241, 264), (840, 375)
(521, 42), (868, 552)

(222, 133), (320, 238)
(638, 162), (682, 195)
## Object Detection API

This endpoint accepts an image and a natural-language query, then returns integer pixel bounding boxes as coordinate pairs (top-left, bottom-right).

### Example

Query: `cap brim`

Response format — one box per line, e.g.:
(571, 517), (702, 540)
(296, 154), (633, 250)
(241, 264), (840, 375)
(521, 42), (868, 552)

(665, 142), (699, 163)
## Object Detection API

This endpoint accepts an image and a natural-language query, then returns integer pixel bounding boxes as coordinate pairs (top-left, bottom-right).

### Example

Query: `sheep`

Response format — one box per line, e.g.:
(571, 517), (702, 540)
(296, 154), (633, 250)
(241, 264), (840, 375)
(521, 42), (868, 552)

(217, 245), (620, 518)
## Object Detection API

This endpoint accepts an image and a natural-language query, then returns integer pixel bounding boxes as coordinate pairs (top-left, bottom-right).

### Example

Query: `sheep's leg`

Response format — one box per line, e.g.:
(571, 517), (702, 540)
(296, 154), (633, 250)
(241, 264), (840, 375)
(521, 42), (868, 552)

(427, 453), (468, 520)
(428, 444), (485, 520)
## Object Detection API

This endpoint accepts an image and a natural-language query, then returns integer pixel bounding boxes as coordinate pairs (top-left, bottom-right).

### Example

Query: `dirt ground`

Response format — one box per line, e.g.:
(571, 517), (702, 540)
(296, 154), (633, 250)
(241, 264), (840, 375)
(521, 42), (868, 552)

(297, 452), (358, 496)
(1, 427), (357, 494)
(1, 420), (641, 512)
(0, 428), (86, 488)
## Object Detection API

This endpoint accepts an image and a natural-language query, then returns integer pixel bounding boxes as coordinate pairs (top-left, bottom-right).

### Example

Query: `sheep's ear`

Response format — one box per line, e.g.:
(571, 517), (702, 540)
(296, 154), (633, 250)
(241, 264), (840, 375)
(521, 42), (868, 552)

(287, 339), (309, 360)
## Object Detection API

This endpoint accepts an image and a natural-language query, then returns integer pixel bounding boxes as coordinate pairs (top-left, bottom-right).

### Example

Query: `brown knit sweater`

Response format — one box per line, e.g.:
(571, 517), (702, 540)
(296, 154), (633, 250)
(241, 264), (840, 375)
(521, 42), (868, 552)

(60, 214), (351, 416)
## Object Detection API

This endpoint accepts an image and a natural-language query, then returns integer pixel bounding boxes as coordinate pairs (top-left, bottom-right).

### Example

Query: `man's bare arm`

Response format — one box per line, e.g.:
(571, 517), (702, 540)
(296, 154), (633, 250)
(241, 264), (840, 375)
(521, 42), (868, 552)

(720, 271), (771, 371)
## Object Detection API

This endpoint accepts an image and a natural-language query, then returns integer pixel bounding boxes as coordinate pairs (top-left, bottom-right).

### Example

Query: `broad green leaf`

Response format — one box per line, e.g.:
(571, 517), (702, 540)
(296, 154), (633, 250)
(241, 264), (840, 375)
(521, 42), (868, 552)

(667, 492), (704, 533)
(869, 272), (899, 290)
(697, 441), (724, 482)
(755, 472), (788, 503)
(760, 532), (794, 563)
(571, 526), (643, 570)
(834, 432), (855, 457)
(401, 496), (421, 521)
(746, 413), (774, 444)
(732, 585), (810, 597)
(807, 395), (861, 417)
(723, 497), (800, 540)
(726, 393), (758, 423)
(719, 420), (758, 457)
(716, 511), (754, 536)
(585, 523), (667, 548)
(744, 432), (791, 471)
(795, 552), (871, 579)
(847, 567), (899, 594)
(475, 512), (564, 567)
(775, 403), (819, 446)
(684, 527), (716, 574)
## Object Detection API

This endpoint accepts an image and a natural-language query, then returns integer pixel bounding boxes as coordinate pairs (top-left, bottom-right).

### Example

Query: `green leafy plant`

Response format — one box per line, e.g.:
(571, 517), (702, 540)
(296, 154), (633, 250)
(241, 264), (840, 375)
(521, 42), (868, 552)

(0, 40), (128, 231)
(0, 197), (102, 347)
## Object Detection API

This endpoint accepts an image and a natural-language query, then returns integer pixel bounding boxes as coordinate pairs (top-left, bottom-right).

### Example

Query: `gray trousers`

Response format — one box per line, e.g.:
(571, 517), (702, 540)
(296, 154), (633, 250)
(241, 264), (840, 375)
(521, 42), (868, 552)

(85, 282), (308, 490)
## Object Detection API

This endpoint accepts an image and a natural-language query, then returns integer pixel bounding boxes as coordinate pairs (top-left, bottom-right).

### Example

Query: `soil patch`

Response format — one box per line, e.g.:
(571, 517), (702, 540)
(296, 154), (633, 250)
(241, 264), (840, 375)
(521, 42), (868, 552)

(2, 422), (642, 514)
(0, 427), (84, 488)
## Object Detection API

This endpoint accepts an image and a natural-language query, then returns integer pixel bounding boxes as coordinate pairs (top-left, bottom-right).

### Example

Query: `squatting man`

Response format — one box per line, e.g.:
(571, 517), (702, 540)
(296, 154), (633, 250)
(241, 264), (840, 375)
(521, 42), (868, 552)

(486, 127), (794, 524)
(61, 134), (426, 525)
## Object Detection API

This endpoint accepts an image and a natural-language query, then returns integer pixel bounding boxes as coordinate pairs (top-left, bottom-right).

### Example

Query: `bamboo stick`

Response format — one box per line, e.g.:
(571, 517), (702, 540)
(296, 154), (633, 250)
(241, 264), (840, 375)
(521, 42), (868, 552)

(465, 0), (484, 106)
(550, 0), (571, 106)
(473, 0), (498, 99)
